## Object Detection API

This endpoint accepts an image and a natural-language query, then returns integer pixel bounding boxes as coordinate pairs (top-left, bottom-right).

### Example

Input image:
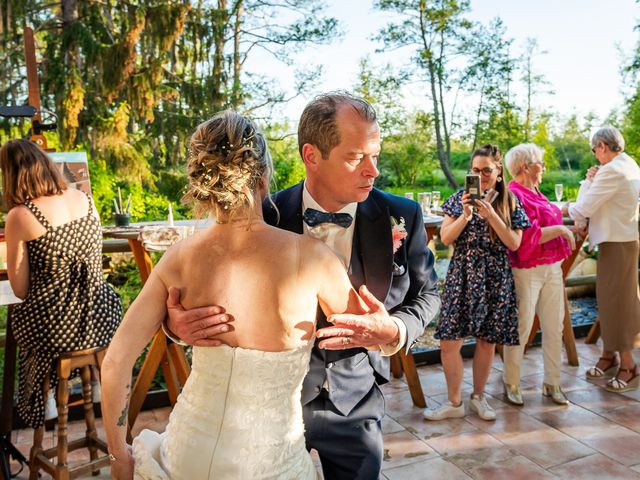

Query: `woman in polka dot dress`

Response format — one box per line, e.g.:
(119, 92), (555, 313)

(1, 139), (122, 428)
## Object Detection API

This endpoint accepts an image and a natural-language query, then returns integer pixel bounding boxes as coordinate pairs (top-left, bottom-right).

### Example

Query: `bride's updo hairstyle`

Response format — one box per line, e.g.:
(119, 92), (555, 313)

(183, 110), (272, 220)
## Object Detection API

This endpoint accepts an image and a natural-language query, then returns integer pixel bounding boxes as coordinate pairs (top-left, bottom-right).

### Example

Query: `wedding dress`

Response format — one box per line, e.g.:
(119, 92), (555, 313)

(132, 342), (317, 479)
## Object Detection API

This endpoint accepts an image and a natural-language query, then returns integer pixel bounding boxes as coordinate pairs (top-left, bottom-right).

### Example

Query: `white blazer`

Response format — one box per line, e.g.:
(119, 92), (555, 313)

(569, 153), (640, 246)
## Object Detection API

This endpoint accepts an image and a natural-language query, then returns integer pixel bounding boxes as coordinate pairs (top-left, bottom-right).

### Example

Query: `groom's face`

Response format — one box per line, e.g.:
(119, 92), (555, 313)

(304, 107), (381, 212)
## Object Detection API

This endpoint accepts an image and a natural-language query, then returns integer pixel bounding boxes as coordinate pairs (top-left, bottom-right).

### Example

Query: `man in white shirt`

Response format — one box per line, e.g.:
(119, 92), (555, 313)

(165, 93), (440, 478)
(564, 125), (640, 393)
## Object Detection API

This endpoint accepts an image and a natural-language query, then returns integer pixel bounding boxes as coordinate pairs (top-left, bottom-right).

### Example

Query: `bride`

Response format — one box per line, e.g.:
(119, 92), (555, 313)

(101, 111), (366, 479)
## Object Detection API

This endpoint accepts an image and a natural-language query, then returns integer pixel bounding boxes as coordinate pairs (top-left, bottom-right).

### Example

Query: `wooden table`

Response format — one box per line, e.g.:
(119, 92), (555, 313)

(389, 215), (444, 408)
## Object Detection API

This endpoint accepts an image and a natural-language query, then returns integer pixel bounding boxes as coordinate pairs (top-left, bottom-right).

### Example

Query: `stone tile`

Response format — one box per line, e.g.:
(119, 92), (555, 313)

(395, 409), (479, 441)
(520, 370), (594, 393)
(383, 456), (471, 479)
(384, 389), (427, 419)
(382, 430), (436, 470)
(379, 377), (409, 396)
(599, 403), (640, 433)
(419, 370), (472, 397)
(382, 415), (406, 434)
(424, 430), (515, 471)
(550, 453), (640, 479)
(532, 403), (616, 439)
(466, 454), (557, 479)
(576, 424), (640, 466)
(465, 411), (594, 468)
(564, 386), (638, 414)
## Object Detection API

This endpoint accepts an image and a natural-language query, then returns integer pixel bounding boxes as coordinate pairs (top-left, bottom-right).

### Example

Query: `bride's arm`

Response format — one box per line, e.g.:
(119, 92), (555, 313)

(101, 262), (171, 477)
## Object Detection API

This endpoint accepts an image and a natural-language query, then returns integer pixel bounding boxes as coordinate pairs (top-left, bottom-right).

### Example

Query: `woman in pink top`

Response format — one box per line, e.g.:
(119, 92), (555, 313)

(502, 143), (577, 406)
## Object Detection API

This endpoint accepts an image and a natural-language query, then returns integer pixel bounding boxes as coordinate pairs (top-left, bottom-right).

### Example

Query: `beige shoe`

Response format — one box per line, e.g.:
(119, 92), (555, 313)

(503, 382), (524, 406)
(542, 384), (569, 405)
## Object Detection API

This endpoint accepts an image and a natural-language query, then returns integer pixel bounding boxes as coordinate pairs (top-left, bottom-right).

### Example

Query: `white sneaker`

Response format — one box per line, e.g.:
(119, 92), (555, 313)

(44, 390), (58, 421)
(469, 393), (496, 421)
(423, 401), (465, 421)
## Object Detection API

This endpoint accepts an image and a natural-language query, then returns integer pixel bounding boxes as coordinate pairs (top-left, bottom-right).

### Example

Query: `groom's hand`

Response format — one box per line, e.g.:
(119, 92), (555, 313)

(166, 287), (234, 346)
(317, 285), (400, 350)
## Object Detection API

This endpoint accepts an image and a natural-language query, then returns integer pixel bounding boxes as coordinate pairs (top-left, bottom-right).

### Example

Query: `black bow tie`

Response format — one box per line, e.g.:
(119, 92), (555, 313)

(303, 208), (353, 228)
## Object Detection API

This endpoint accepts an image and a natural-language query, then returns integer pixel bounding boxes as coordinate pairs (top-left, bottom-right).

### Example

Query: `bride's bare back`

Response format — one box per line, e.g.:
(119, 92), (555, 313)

(148, 221), (360, 352)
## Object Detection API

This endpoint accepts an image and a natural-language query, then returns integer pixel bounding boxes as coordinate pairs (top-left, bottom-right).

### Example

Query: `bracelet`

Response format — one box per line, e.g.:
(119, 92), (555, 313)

(463, 212), (472, 222)
(109, 452), (118, 462)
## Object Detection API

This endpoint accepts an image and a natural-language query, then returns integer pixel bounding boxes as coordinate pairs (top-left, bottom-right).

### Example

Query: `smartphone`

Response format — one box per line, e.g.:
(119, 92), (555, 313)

(465, 174), (482, 203)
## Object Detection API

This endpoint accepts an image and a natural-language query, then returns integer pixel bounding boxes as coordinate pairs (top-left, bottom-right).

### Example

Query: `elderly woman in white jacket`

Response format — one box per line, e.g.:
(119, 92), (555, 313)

(564, 126), (640, 393)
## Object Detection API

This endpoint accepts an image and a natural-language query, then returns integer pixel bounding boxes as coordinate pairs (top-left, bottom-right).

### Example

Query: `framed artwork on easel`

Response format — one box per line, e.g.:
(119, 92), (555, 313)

(48, 151), (92, 195)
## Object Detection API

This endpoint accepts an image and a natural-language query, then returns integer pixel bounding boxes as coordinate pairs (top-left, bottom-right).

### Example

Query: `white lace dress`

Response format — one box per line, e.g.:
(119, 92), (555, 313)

(132, 343), (317, 479)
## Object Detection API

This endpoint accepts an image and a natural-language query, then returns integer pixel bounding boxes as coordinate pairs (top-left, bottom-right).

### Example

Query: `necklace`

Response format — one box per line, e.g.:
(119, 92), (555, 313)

(215, 217), (250, 224)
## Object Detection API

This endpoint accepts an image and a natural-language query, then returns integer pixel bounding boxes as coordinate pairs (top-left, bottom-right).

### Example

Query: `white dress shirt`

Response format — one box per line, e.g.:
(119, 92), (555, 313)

(302, 182), (406, 355)
(569, 153), (640, 246)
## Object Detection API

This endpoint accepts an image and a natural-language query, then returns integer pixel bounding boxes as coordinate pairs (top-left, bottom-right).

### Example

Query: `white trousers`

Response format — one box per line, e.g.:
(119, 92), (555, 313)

(503, 261), (564, 386)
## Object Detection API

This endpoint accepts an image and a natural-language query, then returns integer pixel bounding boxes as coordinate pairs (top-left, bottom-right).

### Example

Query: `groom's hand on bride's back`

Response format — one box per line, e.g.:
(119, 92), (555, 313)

(316, 285), (400, 351)
(166, 287), (234, 346)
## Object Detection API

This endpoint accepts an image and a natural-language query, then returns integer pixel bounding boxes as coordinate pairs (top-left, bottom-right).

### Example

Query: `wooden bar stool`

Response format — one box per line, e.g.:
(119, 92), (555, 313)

(29, 346), (110, 480)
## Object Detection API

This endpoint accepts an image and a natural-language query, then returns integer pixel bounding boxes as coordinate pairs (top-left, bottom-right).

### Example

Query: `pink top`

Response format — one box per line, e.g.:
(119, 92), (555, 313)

(508, 180), (572, 269)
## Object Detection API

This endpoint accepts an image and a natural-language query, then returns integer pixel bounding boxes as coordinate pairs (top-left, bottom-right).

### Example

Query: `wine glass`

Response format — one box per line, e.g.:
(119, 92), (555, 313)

(431, 191), (441, 210)
(418, 192), (432, 215)
(555, 184), (564, 202)
(404, 192), (415, 201)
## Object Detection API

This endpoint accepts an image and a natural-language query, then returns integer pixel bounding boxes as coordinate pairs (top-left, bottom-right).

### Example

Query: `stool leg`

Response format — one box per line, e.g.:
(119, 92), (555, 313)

(81, 365), (100, 475)
(57, 365), (70, 470)
(29, 375), (49, 480)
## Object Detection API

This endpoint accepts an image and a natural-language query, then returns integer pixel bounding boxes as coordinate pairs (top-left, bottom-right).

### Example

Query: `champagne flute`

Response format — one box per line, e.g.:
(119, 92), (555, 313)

(555, 184), (563, 202)
(431, 191), (441, 210)
(418, 192), (432, 215)
(404, 192), (415, 201)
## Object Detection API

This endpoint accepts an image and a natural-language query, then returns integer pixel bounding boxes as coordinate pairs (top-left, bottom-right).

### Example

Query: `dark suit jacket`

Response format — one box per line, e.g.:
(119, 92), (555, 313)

(263, 182), (440, 415)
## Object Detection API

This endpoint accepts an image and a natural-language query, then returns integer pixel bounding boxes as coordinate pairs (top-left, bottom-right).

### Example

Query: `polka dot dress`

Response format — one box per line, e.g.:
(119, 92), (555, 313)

(12, 195), (122, 428)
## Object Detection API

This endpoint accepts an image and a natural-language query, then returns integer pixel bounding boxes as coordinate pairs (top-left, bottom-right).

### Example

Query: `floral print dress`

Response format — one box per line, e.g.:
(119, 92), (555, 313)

(435, 190), (530, 345)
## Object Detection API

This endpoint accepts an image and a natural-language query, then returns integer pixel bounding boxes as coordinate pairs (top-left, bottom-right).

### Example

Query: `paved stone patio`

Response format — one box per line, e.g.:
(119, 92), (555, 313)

(7, 338), (640, 479)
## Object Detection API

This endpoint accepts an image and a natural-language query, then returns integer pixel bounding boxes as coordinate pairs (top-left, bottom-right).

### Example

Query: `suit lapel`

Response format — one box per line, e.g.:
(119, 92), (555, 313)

(356, 194), (393, 302)
(273, 183), (304, 234)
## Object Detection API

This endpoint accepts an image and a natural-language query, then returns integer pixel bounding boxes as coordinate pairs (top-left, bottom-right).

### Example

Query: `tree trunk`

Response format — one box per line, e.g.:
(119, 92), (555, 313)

(428, 58), (458, 188)
(231, 0), (243, 107)
(212, 0), (228, 109)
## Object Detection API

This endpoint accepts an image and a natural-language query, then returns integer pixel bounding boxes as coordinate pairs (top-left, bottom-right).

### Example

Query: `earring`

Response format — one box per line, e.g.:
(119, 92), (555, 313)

(497, 176), (502, 182)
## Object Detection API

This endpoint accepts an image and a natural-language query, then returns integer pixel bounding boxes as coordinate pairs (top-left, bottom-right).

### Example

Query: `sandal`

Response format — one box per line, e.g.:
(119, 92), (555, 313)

(586, 356), (619, 379)
(605, 365), (640, 393)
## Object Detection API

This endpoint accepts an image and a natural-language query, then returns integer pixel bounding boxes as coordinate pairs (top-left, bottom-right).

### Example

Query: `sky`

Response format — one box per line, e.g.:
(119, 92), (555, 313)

(247, 0), (639, 129)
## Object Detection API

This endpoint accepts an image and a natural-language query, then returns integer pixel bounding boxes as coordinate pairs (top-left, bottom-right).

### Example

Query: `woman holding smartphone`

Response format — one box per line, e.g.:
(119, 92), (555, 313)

(423, 144), (530, 422)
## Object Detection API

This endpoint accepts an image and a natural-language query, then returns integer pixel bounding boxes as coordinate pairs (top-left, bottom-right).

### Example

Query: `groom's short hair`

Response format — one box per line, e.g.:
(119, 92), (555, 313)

(298, 91), (377, 159)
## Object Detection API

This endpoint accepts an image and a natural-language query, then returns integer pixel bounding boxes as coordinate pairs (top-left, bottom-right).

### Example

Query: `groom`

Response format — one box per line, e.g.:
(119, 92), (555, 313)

(165, 92), (440, 479)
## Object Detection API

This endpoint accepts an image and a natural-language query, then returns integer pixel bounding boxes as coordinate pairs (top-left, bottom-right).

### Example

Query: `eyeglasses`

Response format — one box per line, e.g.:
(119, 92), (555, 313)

(470, 166), (497, 176)
(527, 161), (545, 168)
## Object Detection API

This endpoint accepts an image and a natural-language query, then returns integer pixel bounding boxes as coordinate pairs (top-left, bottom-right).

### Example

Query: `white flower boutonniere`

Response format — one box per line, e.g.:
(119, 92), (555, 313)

(391, 216), (408, 254)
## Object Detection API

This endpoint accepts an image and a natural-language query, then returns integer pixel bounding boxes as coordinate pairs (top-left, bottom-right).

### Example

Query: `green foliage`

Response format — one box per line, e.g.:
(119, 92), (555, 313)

(264, 124), (306, 191)
(380, 112), (438, 187)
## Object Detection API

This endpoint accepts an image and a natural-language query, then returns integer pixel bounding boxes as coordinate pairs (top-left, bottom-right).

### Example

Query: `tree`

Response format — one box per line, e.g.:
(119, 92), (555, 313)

(520, 38), (553, 141)
(460, 18), (516, 152)
(374, 0), (473, 189)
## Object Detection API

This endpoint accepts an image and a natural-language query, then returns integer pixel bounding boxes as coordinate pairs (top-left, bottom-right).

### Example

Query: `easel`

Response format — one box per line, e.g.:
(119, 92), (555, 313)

(0, 26), (52, 480)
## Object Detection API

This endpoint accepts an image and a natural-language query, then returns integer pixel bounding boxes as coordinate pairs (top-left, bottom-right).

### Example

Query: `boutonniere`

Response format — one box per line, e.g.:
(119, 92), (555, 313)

(391, 216), (407, 254)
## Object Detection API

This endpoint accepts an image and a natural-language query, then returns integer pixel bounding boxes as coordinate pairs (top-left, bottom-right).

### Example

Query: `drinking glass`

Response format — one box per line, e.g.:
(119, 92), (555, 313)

(418, 192), (432, 215)
(404, 192), (415, 201)
(555, 184), (563, 202)
(431, 191), (441, 210)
